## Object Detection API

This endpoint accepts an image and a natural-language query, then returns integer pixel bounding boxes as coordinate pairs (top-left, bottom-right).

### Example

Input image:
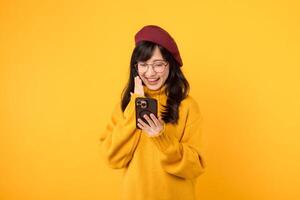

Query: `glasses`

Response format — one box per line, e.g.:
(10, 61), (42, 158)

(134, 60), (168, 73)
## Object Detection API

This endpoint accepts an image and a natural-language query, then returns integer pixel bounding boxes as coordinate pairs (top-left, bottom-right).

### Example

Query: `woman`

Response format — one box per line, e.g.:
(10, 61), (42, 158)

(99, 25), (206, 200)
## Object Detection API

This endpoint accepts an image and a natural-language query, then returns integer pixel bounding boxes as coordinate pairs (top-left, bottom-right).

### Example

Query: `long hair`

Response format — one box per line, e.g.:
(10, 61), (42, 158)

(121, 41), (190, 124)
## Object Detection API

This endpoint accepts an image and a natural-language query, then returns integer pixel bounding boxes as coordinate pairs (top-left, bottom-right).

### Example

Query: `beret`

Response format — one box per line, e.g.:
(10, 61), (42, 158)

(134, 25), (183, 67)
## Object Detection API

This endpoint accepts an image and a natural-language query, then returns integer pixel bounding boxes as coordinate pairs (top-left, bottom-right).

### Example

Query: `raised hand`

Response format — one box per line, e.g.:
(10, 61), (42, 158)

(130, 76), (144, 96)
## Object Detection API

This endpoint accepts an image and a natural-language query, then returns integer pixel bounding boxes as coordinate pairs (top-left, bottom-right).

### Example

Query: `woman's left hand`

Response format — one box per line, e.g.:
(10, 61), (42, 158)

(137, 113), (164, 137)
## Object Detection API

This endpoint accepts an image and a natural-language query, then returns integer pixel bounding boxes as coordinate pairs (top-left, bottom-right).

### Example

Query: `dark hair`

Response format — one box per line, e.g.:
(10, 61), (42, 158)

(121, 41), (190, 124)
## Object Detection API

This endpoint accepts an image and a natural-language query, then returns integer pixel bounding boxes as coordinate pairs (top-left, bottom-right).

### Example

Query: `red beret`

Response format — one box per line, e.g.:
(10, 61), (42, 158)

(134, 25), (183, 67)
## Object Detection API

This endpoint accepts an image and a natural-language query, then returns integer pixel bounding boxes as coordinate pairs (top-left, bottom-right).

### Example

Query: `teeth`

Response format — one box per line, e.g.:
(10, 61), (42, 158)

(148, 78), (158, 81)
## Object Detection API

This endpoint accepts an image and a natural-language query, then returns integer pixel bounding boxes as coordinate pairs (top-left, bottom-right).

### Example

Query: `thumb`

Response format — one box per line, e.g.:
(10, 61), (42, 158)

(158, 116), (164, 123)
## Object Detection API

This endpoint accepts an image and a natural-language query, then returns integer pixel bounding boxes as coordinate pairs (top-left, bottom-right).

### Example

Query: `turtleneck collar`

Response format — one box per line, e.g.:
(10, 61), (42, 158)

(143, 84), (167, 98)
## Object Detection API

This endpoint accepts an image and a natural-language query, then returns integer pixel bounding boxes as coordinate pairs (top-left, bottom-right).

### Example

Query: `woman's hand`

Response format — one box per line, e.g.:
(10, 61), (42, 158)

(130, 76), (144, 96)
(137, 113), (165, 137)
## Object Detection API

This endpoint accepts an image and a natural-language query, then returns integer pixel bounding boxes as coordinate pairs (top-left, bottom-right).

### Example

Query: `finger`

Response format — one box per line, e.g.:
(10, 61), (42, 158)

(158, 116), (164, 124)
(149, 113), (160, 127)
(158, 116), (165, 128)
(143, 114), (155, 128)
(137, 77), (142, 85)
(134, 76), (138, 84)
(134, 77), (139, 93)
(138, 118), (150, 128)
(137, 122), (144, 129)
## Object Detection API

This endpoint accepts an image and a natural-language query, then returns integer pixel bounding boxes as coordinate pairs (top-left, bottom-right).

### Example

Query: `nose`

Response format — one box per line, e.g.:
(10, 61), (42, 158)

(145, 66), (156, 77)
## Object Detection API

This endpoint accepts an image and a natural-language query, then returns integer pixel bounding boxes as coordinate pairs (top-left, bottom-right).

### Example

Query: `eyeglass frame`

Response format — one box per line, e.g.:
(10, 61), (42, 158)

(134, 60), (169, 73)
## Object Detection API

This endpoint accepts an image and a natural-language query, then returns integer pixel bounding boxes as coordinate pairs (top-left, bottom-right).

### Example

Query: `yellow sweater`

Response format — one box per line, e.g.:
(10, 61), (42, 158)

(99, 85), (206, 200)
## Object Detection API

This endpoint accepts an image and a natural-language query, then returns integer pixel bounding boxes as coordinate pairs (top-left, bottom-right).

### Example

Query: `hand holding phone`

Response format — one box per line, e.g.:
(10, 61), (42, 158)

(135, 97), (158, 129)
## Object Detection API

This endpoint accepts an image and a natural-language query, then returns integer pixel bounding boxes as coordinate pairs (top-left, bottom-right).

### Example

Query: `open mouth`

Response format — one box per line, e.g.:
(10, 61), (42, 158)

(146, 78), (160, 84)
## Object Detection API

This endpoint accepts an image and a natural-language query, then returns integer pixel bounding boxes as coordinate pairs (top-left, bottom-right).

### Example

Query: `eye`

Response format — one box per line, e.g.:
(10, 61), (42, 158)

(139, 63), (147, 67)
(154, 62), (164, 67)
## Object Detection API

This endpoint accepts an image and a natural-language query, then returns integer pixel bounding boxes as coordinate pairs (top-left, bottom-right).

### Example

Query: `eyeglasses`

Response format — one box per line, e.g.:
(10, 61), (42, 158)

(134, 60), (168, 73)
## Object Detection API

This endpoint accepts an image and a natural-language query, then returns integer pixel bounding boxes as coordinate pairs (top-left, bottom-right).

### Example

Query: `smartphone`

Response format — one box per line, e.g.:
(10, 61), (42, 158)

(135, 97), (158, 129)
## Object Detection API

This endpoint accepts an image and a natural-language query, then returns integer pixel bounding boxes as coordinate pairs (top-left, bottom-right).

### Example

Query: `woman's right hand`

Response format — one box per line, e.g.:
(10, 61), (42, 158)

(130, 76), (144, 96)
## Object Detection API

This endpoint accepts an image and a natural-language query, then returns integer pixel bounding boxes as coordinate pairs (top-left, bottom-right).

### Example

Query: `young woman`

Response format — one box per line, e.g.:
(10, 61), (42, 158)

(99, 25), (206, 200)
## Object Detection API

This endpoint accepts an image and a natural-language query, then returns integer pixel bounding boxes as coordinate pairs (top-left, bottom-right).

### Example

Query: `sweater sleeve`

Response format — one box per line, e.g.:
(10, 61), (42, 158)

(147, 104), (206, 180)
(99, 93), (144, 169)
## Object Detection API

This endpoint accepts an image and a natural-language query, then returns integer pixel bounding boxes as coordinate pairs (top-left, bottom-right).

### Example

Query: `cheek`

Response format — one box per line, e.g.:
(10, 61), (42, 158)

(140, 76), (147, 84)
(140, 76), (146, 81)
(160, 71), (169, 82)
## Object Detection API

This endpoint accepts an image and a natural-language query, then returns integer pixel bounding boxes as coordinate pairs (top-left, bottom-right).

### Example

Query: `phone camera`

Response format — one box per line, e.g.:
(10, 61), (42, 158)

(137, 100), (148, 109)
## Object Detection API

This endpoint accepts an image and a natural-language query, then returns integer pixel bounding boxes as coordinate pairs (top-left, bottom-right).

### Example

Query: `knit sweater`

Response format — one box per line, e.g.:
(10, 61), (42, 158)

(99, 85), (206, 200)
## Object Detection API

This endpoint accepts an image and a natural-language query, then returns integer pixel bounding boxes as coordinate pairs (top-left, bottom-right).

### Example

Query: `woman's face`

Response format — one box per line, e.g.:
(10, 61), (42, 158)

(137, 46), (170, 91)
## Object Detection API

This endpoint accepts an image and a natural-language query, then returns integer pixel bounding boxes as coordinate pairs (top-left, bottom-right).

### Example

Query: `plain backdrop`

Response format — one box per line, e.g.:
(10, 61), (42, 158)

(0, 0), (299, 200)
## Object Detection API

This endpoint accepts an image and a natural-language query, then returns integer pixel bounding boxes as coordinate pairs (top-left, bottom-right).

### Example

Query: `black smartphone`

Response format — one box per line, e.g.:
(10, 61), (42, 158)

(135, 97), (158, 129)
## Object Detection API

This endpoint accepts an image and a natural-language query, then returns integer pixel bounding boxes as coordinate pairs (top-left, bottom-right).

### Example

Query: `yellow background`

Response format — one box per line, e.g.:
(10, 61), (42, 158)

(1, 0), (299, 199)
